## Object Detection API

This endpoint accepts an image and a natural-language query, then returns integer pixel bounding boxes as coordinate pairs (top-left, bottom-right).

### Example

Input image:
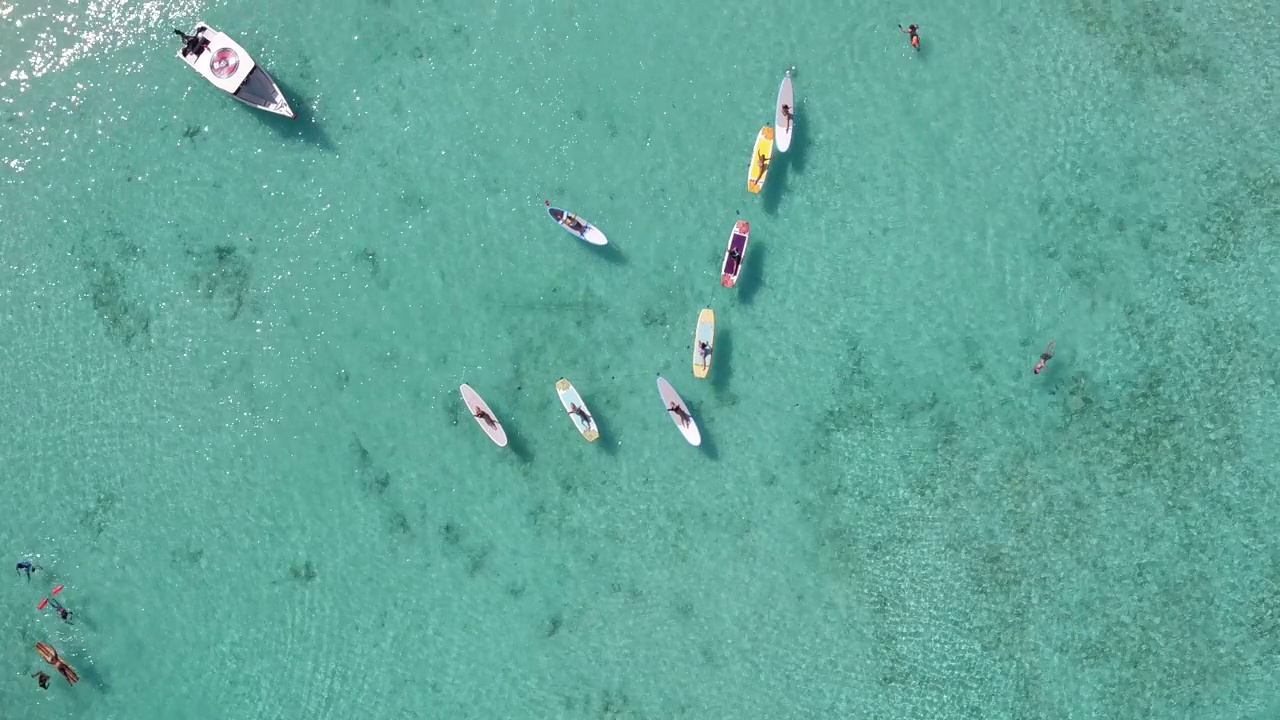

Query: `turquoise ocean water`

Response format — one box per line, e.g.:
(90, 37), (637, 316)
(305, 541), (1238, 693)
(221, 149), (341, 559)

(3, 0), (1279, 717)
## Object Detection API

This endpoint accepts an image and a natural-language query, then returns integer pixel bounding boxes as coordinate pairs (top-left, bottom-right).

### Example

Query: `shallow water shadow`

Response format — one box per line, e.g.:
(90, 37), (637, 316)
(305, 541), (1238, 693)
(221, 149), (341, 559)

(788, 99), (810, 173)
(596, 425), (619, 455)
(505, 425), (533, 463)
(257, 78), (335, 151)
(710, 330), (732, 390)
(75, 658), (110, 693)
(697, 421), (718, 460)
(589, 243), (627, 266)
(762, 152), (790, 216)
(69, 613), (98, 632)
(738, 242), (765, 305)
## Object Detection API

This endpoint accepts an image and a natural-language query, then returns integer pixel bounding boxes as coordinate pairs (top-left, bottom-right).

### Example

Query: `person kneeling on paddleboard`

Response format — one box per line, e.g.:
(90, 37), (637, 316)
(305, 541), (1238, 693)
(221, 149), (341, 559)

(781, 104), (794, 130)
(899, 24), (920, 51)
(697, 342), (712, 367)
(563, 214), (585, 233)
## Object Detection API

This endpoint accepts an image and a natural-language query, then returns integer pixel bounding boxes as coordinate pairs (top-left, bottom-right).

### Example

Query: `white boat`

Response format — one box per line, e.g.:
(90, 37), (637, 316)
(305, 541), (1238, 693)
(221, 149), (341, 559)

(174, 22), (296, 119)
(656, 375), (701, 446)
(459, 384), (508, 447)
(775, 71), (794, 153)
(546, 206), (608, 246)
(555, 378), (600, 442)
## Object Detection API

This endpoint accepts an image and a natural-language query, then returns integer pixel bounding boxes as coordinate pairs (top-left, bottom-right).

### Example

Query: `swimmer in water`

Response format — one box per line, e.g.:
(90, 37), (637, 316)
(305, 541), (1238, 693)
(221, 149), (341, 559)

(16, 561), (39, 580)
(1033, 340), (1056, 374)
(898, 24), (920, 51)
(48, 597), (73, 624)
(32, 671), (50, 689)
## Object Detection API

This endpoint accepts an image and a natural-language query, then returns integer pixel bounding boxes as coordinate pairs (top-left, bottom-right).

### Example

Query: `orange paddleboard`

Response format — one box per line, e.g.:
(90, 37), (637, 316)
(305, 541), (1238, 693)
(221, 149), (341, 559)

(35, 642), (78, 684)
(36, 642), (57, 664)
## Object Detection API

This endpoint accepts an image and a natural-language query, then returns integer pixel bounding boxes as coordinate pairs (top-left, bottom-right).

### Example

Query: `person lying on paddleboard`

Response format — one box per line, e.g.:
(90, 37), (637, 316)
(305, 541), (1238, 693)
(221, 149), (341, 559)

(1033, 340), (1056, 375)
(756, 153), (769, 178)
(698, 342), (712, 367)
(667, 403), (692, 426)
(899, 24), (920, 51)
(781, 104), (793, 130)
(568, 403), (592, 426)
(473, 407), (497, 428)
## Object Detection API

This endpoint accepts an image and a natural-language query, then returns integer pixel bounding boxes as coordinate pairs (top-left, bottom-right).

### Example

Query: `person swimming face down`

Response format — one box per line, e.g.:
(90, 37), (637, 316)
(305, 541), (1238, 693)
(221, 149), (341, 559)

(1033, 340), (1056, 374)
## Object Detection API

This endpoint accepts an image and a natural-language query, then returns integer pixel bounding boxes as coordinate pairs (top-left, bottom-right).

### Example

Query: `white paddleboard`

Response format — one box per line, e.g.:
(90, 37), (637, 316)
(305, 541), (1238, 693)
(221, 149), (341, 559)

(775, 71), (794, 153)
(547, 206), (608, 246)
(459, 383), (508, 447)
(656, 375), (701, 446)
(555, 378), (600, 442)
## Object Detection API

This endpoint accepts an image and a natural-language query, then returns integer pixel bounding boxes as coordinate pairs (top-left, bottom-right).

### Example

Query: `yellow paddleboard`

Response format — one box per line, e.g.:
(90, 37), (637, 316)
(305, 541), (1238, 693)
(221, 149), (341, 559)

(747, 125), (774, 193)
(692, 308), (715, 378)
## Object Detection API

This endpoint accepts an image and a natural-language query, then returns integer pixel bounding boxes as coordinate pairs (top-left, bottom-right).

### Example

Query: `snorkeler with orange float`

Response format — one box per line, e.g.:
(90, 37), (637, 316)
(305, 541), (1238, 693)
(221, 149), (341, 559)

(36, 585), (73, 623)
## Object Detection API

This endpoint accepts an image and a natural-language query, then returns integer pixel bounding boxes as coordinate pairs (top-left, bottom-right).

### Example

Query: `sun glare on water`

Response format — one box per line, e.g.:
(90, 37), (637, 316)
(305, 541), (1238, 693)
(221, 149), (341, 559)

(0, 0), (199, 175)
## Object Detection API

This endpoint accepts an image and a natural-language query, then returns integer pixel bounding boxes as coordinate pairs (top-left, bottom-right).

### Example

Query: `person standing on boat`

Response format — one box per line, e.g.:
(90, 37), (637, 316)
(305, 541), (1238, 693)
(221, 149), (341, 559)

(173, 29), (210, 57)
